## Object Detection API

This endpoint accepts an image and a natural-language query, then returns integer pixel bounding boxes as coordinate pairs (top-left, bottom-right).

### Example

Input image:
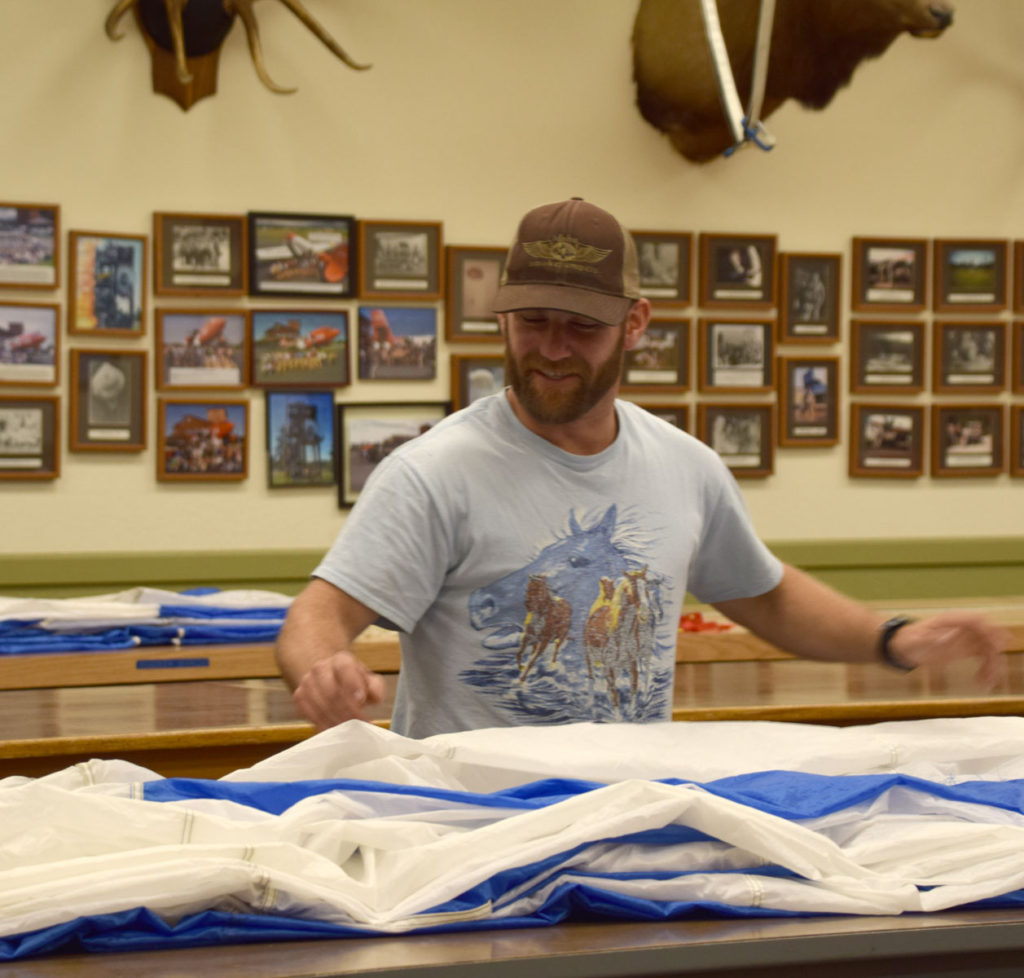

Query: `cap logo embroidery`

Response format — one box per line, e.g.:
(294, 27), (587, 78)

(522, 234), (611, 266)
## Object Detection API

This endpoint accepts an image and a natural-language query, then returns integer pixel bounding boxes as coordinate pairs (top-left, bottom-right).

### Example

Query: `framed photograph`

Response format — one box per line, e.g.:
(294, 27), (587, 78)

(0, 302), (59, 387)
(932, 404), (1004, 478)
(157, 398), (248, 481)
(697, 318), (775, 392)
(778, 356), (839, 447)
(0, 395), (58, 479)
(1015, 243), (1024, 313)
(336, 401), (449, 506)
(849, 320), (925, 394)
(358, 220), (443, 300)
(698, 233), (776, 308)
(621, 319), (689, 392)
(851, 237), (927, 312)
(247, 211), (354, 298)
(265, 389), (336, 488)
(69, 349), (146, 452)
(779, 252), (841, 343)
(250, 310), (350, 389)
(933, 321), (1006, 394)
(153, 212), (246, 296)
(67, 230), (146, 336)
(697, 403), (774, 477)
(1012, 406), (1024, 478)
(0, 203), (59, 289)
(933, 238), (1008, 313)
(848, 405), (924, 478)
(357, 305), (437, 380)
(632, 230), (692, 306)
(445, 245), (506, 341)
(633, 402), (689, 431)
(450, 353), (505, 411)
(156, 310), (249, 391)
(1014, 321), (1024, 393)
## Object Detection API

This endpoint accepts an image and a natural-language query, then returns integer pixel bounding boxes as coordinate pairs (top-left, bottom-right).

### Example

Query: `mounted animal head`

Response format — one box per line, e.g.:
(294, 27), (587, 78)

(633, 0), (954, 162)
(105, 0), (369, 110)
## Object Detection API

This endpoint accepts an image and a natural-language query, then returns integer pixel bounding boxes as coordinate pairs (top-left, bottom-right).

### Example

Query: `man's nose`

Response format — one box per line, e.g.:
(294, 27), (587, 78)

(537, 323), (572, 360)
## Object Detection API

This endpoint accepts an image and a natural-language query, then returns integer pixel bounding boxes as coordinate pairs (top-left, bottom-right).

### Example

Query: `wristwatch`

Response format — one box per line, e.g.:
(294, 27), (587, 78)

(878, 616), (915, 671)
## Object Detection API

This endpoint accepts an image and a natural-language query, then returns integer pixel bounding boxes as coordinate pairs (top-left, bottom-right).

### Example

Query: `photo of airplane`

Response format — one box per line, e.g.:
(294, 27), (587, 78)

(250, 214), (354, 297)
(0, 305), (57, 383)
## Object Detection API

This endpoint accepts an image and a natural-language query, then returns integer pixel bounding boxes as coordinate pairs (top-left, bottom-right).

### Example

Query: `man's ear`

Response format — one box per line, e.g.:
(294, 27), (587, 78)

(623, 299), (651, 351)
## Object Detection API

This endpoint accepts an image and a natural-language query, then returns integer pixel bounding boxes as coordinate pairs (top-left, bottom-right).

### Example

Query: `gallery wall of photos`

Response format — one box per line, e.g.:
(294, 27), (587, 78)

(1, 201), (1024, 500)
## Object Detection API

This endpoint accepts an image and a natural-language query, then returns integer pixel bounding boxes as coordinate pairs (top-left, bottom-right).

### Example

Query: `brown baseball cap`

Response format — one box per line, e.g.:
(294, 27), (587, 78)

(492, 198), (640, 326)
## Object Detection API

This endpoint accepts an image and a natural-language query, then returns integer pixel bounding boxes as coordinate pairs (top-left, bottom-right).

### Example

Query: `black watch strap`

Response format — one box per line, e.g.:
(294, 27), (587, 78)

(879, 616), (915, 671)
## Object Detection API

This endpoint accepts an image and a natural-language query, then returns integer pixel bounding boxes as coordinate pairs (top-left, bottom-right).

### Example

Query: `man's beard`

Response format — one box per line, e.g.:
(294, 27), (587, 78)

(506, 330), (625, 426)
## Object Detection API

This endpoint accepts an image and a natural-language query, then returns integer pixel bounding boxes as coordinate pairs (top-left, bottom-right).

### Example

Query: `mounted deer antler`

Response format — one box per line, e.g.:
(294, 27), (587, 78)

(105, 0), (370, 110)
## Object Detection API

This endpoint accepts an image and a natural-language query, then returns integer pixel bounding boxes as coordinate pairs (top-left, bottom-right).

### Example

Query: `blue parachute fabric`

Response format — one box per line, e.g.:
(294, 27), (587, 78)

(156, 603), (289, 621)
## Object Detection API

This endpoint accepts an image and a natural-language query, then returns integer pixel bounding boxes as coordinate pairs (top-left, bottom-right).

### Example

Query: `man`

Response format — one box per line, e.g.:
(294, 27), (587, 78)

(276, 198), (1008, 737)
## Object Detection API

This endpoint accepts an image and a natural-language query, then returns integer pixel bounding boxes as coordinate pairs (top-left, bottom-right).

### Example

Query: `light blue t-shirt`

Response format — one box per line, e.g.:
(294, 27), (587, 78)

(314, 393), (782, 737)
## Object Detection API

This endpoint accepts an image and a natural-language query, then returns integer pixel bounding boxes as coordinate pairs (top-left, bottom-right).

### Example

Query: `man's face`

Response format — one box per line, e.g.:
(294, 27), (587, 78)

(502, 309), (626, 426)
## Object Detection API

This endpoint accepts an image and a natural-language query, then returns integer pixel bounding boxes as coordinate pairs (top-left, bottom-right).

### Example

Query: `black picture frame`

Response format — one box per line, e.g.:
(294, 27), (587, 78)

(248, 211), (355, 298)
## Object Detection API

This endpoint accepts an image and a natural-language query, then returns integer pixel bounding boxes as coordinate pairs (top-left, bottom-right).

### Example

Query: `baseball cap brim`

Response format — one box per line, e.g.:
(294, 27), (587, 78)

(492, 283), (634, 327)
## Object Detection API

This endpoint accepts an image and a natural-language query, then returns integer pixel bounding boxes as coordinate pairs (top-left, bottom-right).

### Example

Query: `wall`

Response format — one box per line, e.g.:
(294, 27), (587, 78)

(1, 0), (1023, 562)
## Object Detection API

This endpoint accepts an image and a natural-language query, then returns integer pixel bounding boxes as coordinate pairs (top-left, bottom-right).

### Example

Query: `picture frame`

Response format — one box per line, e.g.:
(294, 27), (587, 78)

(1014, 321), (1024, 393)
(247, 211), (355, 298)
(633, 402), (689, 431)
(697, 317), (775, 392)
(1012, 405), (1024, 478)
(444, 245), (506, 341)
(0, 394), (59, 479)
(851, 236), (928, 312)
(621, 319), (690, 392)
(156, 310), (249, 391)
(358, 220), (443, 301)
(357, 305), (437, 380)
(250, 309), (350, 389)
(153, 212), (246, 296)
(336, 401), (450, 506)
(1015, 243), (1024, 313)
(0, 203), (59, 289)
(157, 398), (248, 481)
(849, 320), (925, 394)
(0, 301), (59, 387)
(933, 238), (1008, 313)
(450, 353), (505, 411)
(778, 252), (841, 343)
(932, 321), (1006, 394)
(67, 230), (147, 336)
(265, 389), (336, 489)
(69, 349), (146, 452)
(932, 404), (1005, 478)
(697, 403), (774, 477)
(698, 232), (777, 309)
(631, 230), (692, 307)
(848, 404), (925, 478)
(778, 356), (840, 447)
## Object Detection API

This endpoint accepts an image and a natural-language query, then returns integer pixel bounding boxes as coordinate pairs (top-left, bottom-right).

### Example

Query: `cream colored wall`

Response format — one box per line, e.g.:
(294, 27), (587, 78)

(1, 0), (1023, 555)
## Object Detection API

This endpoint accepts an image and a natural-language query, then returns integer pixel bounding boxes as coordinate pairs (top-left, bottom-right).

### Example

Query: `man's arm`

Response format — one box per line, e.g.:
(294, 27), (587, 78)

(275, 577), (386, 730)
(712, 563), (1009, 687)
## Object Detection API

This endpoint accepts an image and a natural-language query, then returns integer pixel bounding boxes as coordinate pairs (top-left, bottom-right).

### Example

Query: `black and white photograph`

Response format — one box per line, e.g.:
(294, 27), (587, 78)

(632, 230), (692, 306)
(699, 233), (776, 308)
(358, 220), (442, 300)
(0, 302), (59, 387)
(266, 389), (336, 488)
(699, 318), (774, 391)
(153, 212), (246, 296)
(849, 405), (924, 478)
(852, 237), (927, 311)
(933, 321), (1006, 393)
(621, 320), (689, 391)
(698, 403), (774, 477)
(932, 405), (1004, 478)
(0, 395), (58, 479)
(779, 253), (840, 342)
(0, 203), (58, 289)
(850, 320), (925, 393)
(248, 212), (354, 298)
(69, 349), (146, 452)
(933, 239), (1007, 313)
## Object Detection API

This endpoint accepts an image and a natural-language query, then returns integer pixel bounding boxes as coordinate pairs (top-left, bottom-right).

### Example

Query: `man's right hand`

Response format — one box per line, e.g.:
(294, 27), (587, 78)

(291, 649), (387, 730)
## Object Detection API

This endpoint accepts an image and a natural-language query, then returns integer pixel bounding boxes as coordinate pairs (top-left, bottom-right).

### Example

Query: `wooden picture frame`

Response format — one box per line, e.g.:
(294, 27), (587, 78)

(698, 317), (775, 392)
(153, 212), (246, 296)
(0, 301), (59, 387)
(621, 319), (690, 392)
(1012, 406), (1024, 478)
(931, 404), (1004, 478)
(849, 320), (925, 394)
(633, 402), (689, 431)
(0, 394), (59, 479)
(336, 401), (449, 506)
(247, 211), (355, 298)
(444, 245), (506, 341)
(778, 356), (839, 447)
(0, 203), (59, 289)
(157, 398), (248, 481)
(848, 404), (924, 478)
(1015, 243), (1024, 314)
(1014, 321), (1024, 393)
(155, 310), (249, 391)
(851, 236), (928, 312)
(69, 349), (146, 452)
(932, 321), (1006, 394)
(358, 220), (443, 301)
(265, 389), (336, 488)
(933, 238), (1008, 313)
(698, 233), (777, 309)
(67, 230), (147, 336)
(250, 309), (350, 389)
(697, 403), (774, 477)
(357, 305), (437, 380)
(779, 252), (841, 343)
(450, 353), (505, 411)
(632, 230), (692, 307)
